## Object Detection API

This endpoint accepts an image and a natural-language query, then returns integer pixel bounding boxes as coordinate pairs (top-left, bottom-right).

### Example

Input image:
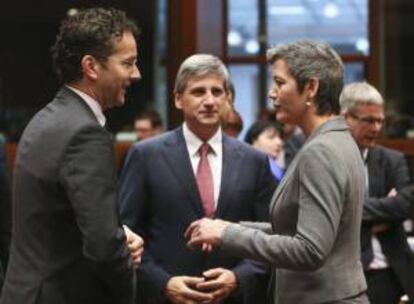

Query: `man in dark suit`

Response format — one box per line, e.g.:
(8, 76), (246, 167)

(341, 81), (414, 304)
(119, 54), (275, 304)
(1, 8), (144, 304)
(0, 137), (11, 293)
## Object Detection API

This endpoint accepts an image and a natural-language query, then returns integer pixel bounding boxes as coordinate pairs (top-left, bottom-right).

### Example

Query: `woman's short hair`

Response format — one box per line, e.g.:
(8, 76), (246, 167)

(174, 54), (230, 94)
(267, 40), (344, 115)
(339, 81), (383, 114)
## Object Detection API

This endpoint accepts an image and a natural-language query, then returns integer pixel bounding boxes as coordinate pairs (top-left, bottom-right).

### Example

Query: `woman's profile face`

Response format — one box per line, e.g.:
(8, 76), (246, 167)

(268, 59), (308, 125)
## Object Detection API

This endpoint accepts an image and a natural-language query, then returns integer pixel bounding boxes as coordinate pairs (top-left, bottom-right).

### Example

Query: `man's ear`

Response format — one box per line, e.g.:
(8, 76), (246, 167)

(174, 91), (183, 110)
(305, 77), (320, 100)
(81, 55), (99, 80)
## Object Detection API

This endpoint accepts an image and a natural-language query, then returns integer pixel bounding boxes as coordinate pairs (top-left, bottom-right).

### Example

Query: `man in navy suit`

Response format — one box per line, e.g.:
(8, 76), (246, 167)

(119, 54), (275, 303)
(341, 82), (414, 304)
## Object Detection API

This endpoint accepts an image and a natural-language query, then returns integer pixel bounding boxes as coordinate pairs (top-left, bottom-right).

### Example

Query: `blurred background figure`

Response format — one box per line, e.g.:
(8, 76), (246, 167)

(245, 120), (284, 183)
(223, 109), (243, 138)
(134, 108), (163, 141)
(222, 81), (244, 138)
(254, 108), (304, 171)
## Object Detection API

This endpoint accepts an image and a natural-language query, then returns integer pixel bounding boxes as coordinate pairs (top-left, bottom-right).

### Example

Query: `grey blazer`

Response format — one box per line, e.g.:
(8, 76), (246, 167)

(220, 117), (368, 304)
(1, 87), (134, 304)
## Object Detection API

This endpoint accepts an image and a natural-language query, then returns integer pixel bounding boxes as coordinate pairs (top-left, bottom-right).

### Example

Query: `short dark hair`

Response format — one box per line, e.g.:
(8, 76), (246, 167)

(244, 120), (282, 145)
(267, 40), (344, 115)
(51, 7), (140, 84)
(135, 109), (163, 129)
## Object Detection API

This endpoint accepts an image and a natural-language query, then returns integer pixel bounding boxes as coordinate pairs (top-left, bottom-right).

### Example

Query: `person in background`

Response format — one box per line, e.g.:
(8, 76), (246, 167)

(223, 109), (244, 138)
(0, 8), (144, 304)
(256, 108), (304, 170)
(245, 120), (284, 183)
(119, 54), (275, 304)
(186, 40), (369, 304)
(340, 81), (414, 304)
(134, 108), (163, 141)
(222, 81), (244, 138)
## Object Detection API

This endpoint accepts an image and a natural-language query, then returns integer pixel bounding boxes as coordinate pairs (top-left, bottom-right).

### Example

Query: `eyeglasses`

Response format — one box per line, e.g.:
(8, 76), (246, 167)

(348, 113), (385, 125)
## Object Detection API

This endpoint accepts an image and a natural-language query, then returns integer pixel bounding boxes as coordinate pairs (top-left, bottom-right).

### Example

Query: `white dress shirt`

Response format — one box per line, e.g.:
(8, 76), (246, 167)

(182, 123), (223, 207)
(66, 85), (106, 127)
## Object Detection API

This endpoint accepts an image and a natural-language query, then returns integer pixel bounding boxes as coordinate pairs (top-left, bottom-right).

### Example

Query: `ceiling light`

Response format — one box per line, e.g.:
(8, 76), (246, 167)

(323, 3), (339, 19)
(227, 30), (243, 47)
(245, 39), (259, 54)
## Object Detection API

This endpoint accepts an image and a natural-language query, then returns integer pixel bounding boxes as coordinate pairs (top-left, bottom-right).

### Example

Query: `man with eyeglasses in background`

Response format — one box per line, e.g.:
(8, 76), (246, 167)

(340, 81), (414, 304)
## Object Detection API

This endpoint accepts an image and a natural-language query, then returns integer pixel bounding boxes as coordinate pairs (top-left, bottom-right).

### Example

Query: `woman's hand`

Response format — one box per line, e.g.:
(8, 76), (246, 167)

(185, 218), (231, 251)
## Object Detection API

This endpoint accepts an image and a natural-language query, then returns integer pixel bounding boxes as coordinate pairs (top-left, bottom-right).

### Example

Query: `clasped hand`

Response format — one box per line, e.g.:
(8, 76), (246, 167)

(166, 268), (237, 304)
(185, 218), (231, 252)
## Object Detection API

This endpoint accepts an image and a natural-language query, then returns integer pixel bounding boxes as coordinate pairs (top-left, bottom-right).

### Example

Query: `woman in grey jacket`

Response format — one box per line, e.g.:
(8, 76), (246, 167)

(186, 40), (369, 304)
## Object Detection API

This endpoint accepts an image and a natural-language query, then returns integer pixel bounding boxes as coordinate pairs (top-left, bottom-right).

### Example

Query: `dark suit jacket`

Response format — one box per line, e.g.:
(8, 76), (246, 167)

(0, 139), (11, 293)
(0, 87), (135, 304)
(362, 145), (414, 301)
(119, 128), (275, 303)
(283, 132), (304, 169)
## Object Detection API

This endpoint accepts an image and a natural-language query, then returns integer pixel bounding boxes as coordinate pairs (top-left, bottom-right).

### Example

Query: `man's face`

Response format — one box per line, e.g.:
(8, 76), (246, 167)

(134, 118), (154, 140)
(345, 103), (385, 149)
(95, 31), (141, 110)
(175, 74), (227, 137)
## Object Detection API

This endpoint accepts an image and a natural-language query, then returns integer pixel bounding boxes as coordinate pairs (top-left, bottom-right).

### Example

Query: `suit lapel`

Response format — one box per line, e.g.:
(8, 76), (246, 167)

(215, 136), (243, 216)
(162, 128), (205, 217)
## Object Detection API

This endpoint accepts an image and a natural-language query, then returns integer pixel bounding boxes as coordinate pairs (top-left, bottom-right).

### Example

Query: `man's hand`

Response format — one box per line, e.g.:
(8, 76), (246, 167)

(165, 276), (213, 304)
(372, 224), (389, 234)
(123, 225), (144, 269)
(196, 268), (237, 304)
(387, 188), (397, 197)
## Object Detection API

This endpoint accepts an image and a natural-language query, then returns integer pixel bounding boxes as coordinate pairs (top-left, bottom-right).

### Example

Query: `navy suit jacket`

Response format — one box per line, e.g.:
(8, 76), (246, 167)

(119, 127), (275, 303)
(362, 145), (414, 301)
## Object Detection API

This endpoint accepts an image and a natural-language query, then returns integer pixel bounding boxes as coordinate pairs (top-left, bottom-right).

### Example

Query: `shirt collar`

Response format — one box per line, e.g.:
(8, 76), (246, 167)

(66, 85), (106, 127)
(182, 122), (222, 157)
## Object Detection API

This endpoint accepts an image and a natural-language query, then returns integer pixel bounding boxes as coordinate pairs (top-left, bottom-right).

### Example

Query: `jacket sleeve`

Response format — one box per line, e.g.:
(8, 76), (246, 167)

(220, 144), (348, 271)
(59, 125), (134, 304)
(363, 151), (413, 222)
(119, 144), (172, 302)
